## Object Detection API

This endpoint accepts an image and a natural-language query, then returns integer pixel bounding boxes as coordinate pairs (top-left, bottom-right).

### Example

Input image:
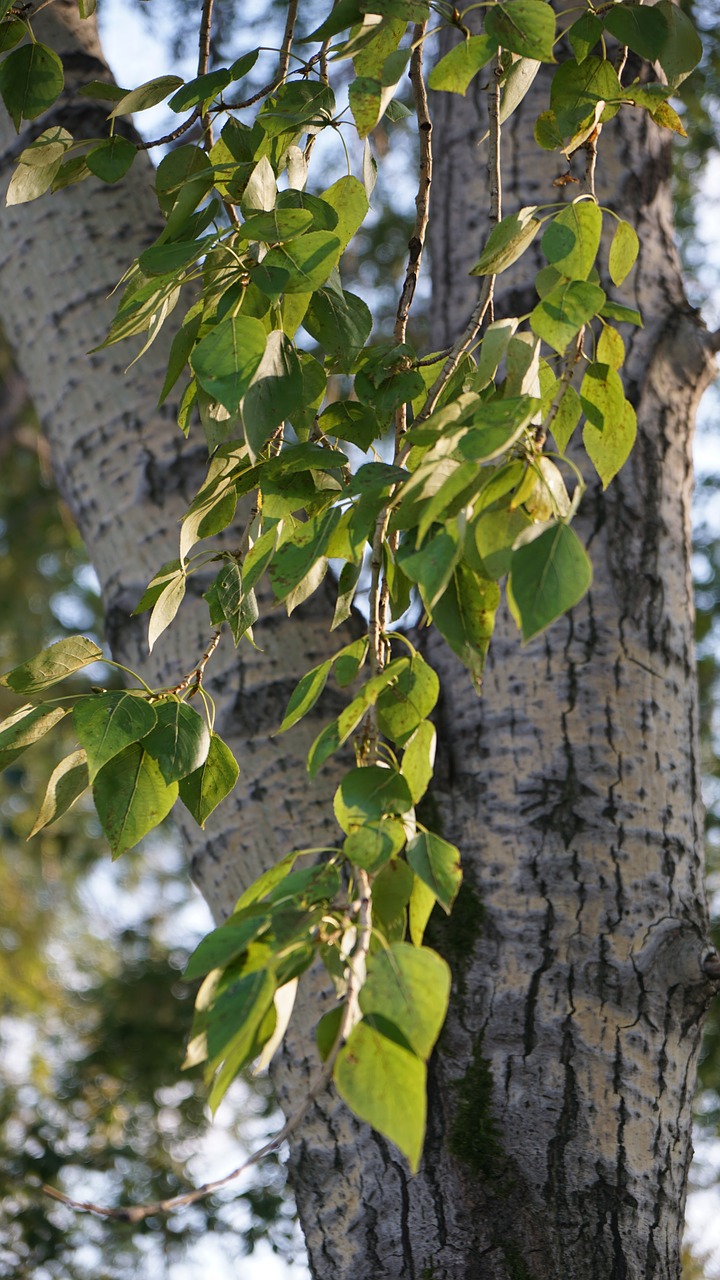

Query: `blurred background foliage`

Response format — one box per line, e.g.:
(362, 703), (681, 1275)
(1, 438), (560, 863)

(1, 0), (720, 1275)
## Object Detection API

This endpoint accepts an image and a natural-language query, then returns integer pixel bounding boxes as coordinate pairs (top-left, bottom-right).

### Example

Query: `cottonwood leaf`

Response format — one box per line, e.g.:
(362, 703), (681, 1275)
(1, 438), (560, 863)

(343, 817), (406, 874)
(73, 691), (158, 781)
(542, 200), (602, 280)
(253, 232), (341, 297)
(583, 397), (637, 488)
(401, 720), (436, 804)
(427, 35), (496, 94)
(0, 703), (66, 770)
(190, 315), (267, 414)
(1, 636), (102, 693)
(360, 942), (451, 1059)
(179, 732), (240, 827)
(406, 830), (462, 912)
(608, 219), (639, 287)
(603, 3), (668, 62)
(242, 330), (304, 457)
(335, 1021), (426, 1171)
(86, 136), (136, 183)
(508, 522), (592, 639)
(28, 749), (89, 837)
(0, 42), (64, 130)
(109, 74), (183, 116)
(142, 699), (210, 784)
(148, 571), (186, 652)
(654, 0), (702, 89)
(485, 0), (556, 62)
(93, 743), (178, 857)
(470, 207), (541, 276)
(530, 280), (605, 354)
(333, 766), (414, 834)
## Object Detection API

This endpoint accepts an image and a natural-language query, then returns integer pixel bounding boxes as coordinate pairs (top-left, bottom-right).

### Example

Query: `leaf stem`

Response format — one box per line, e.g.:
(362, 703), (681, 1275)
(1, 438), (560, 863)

(413, 47), (504, 426)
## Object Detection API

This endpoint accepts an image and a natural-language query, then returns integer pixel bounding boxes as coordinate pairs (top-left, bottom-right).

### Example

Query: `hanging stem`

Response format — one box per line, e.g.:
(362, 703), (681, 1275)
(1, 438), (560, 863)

(414, 48), (504, 426)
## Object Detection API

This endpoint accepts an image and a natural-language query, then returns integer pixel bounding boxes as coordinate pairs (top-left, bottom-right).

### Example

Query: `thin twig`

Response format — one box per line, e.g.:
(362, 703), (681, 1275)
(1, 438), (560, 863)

(538, 330), (584, 448)
(413, 49), (504, 427)
(137, 109), (200, 152)
(224, 0), (299, 111)
(393, 22), (432, 448)
(43, 875), (372, 1224)
(157, 630), (222, 699)
(198, 0), (215, 144)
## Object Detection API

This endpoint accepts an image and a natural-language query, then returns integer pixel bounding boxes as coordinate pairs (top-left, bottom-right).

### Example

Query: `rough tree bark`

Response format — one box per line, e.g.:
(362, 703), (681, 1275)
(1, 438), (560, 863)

(1, 4), (719, 1279)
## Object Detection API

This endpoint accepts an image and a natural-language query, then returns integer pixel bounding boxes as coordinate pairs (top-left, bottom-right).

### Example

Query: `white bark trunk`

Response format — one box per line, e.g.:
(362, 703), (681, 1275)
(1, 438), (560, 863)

(1, 8), (718, 1279)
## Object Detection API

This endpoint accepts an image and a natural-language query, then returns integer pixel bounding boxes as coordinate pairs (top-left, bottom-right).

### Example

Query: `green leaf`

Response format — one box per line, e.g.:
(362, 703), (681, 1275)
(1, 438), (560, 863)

(470, 206), (541, 276)
(473, 506), (531, 579)
(319, 401), (381, 450)
(499, 54), (541, 124)
(600, 300), (642, 328)
(109, 74), (183, 116)
(401, 720), (436, 804)
(373, 857), (414, 931)
(133, 558), (183, 615)
(485, 0), (556, 62)
(269, 508), (341, 603)
(431, 565), (500, 690)
(650, 100), (686, 138)
(360, 942), (451, 1059)
(148, 571), (186, 653)
(530, 280), (605, 354)
(427, 34), (496, 94)
(205, 971), (278, 1108)
(205, 562), (258, 645)
(279, 660), (334, 733)
(654, 0), (702, 89)
(343, 817), (406, 873)
(596, 324), (625, 371)
(253, 232), (341, 297)
(140, 237), (213, 278)
(549, 57), (622, 138)
(376, 655), (439, 748)
(169, 68), (231, 112)
(320, 175), (369, 253)
(179, 732), (240, 827)
(579, 361), (624, 431)
(242, 330), (304, 457)
(142, 699), (210, 784)
(304, 0), (365, 41)
(190, 315), (267, 414)
(0, 703), (66, 771)
(608, 219), (639, 288)
(93, 743), (178, 857)
(406, 830), (462, 912)
(0, 42), (64, 130)
(184, 909), (269, 980)
(6, 158), (58, 205)
(603, 3), (669, 61)
(0, 635), (102, 693)
(409, 876), (436, 947)
(332, 560), (362, 629)
(541, 200), (602, 280)
(28, 749), (89, 837)
(86, 136), (136, 183)
(398, 528), (461, 613)
(335, 637), (369, 687)
(583, 396), (637, 489)
(239, 207), (315, 242)
(335, 1020), (426, 1169)
(567, 11), (602, 63)
(333, 765), (414, 834)
(73, 691), (158, 782)
(508, 522), (592, 640)
(0, 19), (26, 54)
(304, 288), (372, 373)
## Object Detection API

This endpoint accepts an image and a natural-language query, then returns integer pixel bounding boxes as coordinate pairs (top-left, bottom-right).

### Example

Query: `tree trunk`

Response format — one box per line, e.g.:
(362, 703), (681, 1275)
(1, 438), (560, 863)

(1, 6), (718, 1279)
